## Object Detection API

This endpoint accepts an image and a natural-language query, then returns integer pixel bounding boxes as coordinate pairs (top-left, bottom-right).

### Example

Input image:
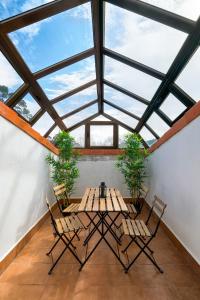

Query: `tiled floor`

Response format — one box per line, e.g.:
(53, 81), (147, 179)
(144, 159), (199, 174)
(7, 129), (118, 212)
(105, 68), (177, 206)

(0, 208), (199, 300)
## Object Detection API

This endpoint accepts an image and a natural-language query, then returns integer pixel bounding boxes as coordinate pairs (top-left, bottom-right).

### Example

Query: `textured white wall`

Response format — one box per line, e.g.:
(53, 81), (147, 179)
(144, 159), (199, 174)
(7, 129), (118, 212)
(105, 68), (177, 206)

(0, 117), (54, 261)
(72, 156), (130, 198)
(146, 116), (200, 264)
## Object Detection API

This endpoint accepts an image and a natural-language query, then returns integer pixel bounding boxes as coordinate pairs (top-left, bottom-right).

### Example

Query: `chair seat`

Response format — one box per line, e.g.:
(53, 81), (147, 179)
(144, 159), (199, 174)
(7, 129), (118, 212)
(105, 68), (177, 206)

(63, 203), (80, 213)
(122, 218), (151, 237)
(127, 203), (137, 214)
(55, 215), (84, 234)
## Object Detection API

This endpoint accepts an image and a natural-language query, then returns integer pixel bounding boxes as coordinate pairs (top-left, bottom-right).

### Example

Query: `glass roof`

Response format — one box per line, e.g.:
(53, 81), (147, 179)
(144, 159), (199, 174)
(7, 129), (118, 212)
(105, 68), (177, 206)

(104, 56), (161, 100)
(0, 0), (199, 148)
(38, 56), (96, 100)
(0, 51), (23, 101)
(105, 3), (187, 73)
(53, 85), (97, 116)
(141, 0), (200, 21)
(9, 3), (93, 72)
(104, 85), (147, 117)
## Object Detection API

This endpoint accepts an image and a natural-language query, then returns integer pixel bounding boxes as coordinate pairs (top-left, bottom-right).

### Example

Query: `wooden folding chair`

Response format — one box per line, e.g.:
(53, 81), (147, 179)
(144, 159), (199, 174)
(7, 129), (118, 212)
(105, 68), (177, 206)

(121, 195), (167, 273)
(46, 199), (84, 274)
(126, 184), (149, 219)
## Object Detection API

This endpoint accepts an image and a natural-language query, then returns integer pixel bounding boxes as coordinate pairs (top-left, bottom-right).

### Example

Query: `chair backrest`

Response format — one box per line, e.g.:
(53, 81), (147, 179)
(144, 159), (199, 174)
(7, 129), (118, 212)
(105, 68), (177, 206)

(53, 184), (68, 214)
(140, 184), (149, 200)
(146, 195), (167, 236)
(46, 197), (59, 235)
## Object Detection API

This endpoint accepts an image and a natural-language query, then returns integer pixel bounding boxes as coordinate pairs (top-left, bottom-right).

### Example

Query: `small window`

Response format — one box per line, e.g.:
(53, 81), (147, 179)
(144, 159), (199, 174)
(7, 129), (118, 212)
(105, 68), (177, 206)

(14, 93), (41, 121)
(70, 126), (85, 148)
(146, 112), (170, 137)
(140, 126), (157, 147)
(90, 125), (114, 147)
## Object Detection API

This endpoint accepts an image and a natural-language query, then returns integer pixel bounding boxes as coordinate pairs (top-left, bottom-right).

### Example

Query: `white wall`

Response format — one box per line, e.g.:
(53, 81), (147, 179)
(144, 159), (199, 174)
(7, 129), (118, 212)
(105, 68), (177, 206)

(0, 117), (55, 261)
(72, 156), (129, 198)
(146, 116), (200, 264)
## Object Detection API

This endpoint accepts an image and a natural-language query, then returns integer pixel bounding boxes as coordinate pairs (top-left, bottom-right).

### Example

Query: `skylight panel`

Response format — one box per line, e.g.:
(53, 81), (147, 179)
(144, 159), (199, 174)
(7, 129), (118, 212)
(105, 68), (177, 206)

(0, 51), (23, 102)
(32, 112), (54, 135)
(0, 0), (55, 20)
(118, 126), (132, 148)
(13, 93), (41, 121)
(38, 56), (96, 100)
(104, 56), (161, 101)
(104, 103), (139, 129)
(70, 126), (85, 148)
(9, 2), (93, 72)
(63, 103), (98, 128)
(105, 3), (187, 73)
(176, 47), (200, 102)
(140, 126), (157, 147)
(140, 0), (200, 21)
(104, 85), (147, 117)
(92, 115), (111, 121)
(48, 125), (61, 140)
(53, 85), (97, 116)
(146, 112), (170, 137)
(159, 94), (186, 121)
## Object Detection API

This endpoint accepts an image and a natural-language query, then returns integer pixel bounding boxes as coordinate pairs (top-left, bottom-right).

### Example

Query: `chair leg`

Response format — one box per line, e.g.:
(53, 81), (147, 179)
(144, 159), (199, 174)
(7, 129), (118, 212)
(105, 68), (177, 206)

(46, 237), (61, 256)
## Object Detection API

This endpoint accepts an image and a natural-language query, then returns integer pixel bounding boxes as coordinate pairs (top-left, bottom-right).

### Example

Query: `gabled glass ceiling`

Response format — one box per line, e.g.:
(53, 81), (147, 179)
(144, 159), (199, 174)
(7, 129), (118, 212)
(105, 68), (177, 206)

(38, 56), (96, 99)
(105, 3), (187, 73)
(0, 0), (199, 147)
(9, 3), (93, 72)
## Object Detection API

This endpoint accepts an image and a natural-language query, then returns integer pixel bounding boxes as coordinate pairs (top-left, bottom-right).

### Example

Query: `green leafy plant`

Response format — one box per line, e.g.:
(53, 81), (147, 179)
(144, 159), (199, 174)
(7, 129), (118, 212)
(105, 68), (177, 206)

(116, 133), (149, 210)
(46, 131), (80, 207)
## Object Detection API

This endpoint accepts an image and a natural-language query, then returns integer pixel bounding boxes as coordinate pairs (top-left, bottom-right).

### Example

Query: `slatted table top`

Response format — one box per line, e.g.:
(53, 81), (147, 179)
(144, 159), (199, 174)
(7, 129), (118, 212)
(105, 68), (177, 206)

(78, 187), (128, 212)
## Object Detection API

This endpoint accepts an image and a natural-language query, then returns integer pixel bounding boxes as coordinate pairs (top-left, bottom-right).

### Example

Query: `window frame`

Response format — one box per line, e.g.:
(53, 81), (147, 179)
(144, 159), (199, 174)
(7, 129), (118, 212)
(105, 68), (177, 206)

(85, 121), (118, 149)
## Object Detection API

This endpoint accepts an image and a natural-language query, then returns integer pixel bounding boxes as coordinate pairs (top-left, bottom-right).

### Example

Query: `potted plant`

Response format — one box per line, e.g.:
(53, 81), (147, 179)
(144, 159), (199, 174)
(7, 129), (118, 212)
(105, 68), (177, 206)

(46, 131), (80, 208)
(116, 133), (149, 212)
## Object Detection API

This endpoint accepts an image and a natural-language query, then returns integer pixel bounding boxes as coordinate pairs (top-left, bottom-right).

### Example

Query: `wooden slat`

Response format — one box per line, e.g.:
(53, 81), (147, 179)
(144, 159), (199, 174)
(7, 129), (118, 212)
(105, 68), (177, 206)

(55, 219), (63, 234)
(86, 188), (95, 211)
(60, 218), (69, 232)
(126, 219), (134, 236)
(122, 219), (129, 235)
(110, 188), (121, 211)
(115, 189), (128, 211)
(100, 198), (106, 211)
(78, 188), (90, 211)
(135, 220), (145, 236)
(130, 204), (137, 214)
(74, 215), (84, 229)
(54, 187), (66, 196)
(93, 188), (99, 211)
(53, 183), (65, 191)
(140, 220), (151, 237)
(69, 216), (79, 231)
(106, 197), (113, 211)
(130, 220), (140, 236)
(64, 217), (74, 231)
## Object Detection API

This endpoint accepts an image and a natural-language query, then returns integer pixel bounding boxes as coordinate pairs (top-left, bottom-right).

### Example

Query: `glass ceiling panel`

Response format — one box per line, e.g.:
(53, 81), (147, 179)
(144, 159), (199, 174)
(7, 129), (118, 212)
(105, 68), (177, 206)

(13, 93), (41, 121)
(70, 125), (85, 148)
(140, 0), (200, 21)
(38, 56), (95, 100)
(0, 0), (55, 20)
(176, 47), (200, 102)
(9, 3), (93, 72)
(146, 112), (170, 137)
(63, 103), (98, 128)
(104, 85), (147, 117)
(104, 56), (161, 101)
(53, 85), (97, 116)
(32, 112), (54, 135)
(105, 3), (187, 73)
(118, 126), (132, 148)
(140, 126), (157, 147)
(92, 115), (111, 121)
(160, 94), (186, 121)
(104, 103), (138, 129)
(0, 51), (23, 102)
(48, 125), (60, 140)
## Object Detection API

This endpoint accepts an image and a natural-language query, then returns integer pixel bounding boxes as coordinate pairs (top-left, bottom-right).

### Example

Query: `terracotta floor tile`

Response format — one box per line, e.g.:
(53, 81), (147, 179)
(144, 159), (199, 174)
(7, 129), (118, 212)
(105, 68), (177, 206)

(0, 283), (45, 300)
